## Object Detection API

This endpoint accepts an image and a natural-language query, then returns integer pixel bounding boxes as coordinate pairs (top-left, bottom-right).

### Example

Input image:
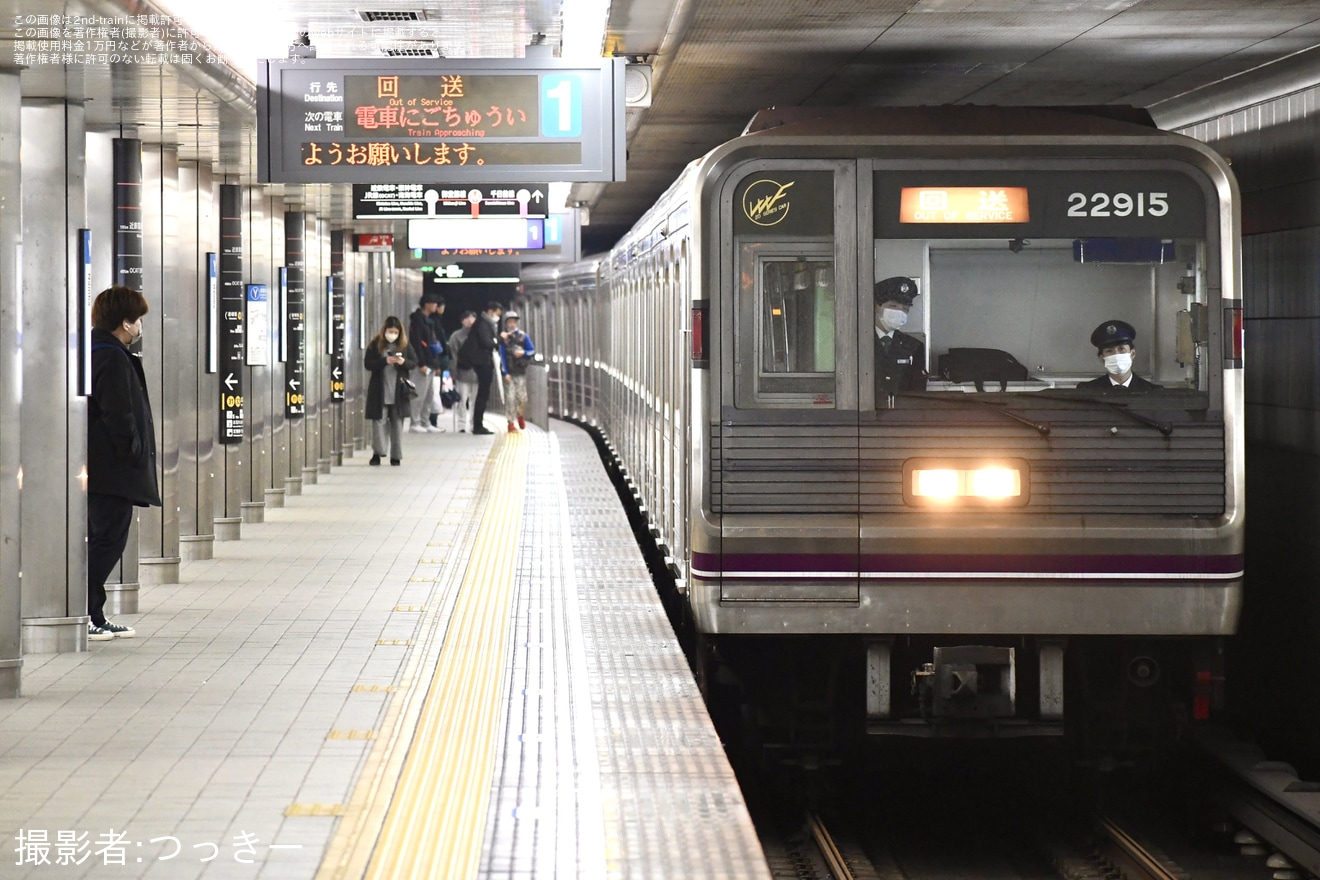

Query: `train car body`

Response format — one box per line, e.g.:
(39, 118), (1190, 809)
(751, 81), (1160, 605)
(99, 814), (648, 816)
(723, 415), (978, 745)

(521, 106), (1243, 744)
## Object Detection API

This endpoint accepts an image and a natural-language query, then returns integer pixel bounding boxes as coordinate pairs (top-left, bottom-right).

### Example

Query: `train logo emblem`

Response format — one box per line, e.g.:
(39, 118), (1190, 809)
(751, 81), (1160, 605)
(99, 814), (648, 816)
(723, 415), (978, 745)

(742, 179), (795, 226)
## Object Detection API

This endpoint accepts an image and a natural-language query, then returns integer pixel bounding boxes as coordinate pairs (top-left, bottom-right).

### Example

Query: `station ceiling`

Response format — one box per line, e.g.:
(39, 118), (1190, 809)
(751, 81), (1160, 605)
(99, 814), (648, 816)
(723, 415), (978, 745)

(3, 0), (1319, 253)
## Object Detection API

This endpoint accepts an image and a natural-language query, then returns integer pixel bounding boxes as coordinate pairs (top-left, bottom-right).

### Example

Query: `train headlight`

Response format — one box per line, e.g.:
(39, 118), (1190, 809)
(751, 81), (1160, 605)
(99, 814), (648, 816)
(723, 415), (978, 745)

(914, 469), (960, 499)
(905, 459), (1029, 507)
(969, 467), (1020, 498)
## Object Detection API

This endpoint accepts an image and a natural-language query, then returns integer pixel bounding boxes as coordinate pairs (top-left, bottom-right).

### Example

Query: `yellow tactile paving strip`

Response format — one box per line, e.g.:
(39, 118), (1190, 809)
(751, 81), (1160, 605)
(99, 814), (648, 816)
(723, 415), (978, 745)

(315, 431), (527, 880)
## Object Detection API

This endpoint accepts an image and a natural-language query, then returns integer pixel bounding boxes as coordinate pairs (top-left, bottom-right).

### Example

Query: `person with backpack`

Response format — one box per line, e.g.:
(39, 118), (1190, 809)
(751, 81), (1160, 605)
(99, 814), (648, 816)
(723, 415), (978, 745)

(499, 310), (536, 431)
(407, 293), (446, 433)
(446, 311), (479, 432)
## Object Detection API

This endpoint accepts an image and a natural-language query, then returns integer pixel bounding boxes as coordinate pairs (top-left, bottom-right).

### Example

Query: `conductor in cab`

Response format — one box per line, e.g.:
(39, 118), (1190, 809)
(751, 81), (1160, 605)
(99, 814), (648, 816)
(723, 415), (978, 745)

(1078, 320), (1162, 392)
(875, 275), (927, 405)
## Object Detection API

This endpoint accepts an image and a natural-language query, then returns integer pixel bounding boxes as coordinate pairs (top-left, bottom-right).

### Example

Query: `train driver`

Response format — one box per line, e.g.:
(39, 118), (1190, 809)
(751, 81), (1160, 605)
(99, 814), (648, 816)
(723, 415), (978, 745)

(874, 275), (927, 406)
(1077, 320), (1163, 392)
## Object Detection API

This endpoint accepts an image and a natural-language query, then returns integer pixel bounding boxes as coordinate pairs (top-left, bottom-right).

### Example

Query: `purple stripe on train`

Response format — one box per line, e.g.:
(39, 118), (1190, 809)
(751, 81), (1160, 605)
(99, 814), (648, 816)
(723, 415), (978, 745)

(691, 551), (1245, 576)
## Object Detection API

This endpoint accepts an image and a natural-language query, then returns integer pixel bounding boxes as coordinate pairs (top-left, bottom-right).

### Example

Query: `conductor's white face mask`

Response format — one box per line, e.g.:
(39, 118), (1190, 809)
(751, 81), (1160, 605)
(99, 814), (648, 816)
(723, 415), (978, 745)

(878, 307), (908, 333)
(1103, 352), (1133, 376)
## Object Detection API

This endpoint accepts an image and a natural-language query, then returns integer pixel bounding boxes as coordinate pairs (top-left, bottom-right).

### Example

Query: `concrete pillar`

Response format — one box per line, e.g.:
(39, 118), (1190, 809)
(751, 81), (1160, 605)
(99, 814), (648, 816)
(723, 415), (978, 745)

(0, 70), (24, 692)
(137, 143), (181, 585)
(262, 197), (288, 511)
(284, 210), (306, 496)
(302, 213), (324, 484)
(240, 185), (270, 525)
(214, 183), (244, 541)
(19, 99), (88, 653)
(177, 161), (216, 562)
(105, 136), (142, 612)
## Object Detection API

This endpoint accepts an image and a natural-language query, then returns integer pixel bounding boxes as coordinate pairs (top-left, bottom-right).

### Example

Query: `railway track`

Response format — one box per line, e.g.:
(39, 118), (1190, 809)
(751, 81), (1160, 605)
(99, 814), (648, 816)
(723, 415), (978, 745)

(1082, 817), (1191, 880)
(768, 805), (1312, 880)
(753, 726), (1320, 880)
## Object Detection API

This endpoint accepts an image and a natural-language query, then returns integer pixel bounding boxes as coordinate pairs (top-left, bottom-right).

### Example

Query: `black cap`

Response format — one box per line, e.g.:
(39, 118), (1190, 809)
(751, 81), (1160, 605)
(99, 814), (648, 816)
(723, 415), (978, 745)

(1090, 319), (1136, 351)
(875, 276), (918, 306)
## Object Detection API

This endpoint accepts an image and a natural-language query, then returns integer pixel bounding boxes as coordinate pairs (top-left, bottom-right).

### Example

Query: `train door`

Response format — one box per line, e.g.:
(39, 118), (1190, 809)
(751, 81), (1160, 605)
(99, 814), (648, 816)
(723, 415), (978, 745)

(718, 162), (861, 607)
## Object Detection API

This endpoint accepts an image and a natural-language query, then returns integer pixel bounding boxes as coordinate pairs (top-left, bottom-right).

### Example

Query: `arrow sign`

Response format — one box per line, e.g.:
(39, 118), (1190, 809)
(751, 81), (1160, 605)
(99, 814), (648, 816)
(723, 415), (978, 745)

(289, 378), (301, 390)
(224, 373), (238, 390)
(332, 366), (342, 379)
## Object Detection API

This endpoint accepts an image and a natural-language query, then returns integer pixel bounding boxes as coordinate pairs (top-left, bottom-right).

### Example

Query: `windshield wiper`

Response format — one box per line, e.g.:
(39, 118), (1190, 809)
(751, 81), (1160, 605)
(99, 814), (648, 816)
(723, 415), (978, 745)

(1025, 392), (1173, 436)
(895, 391), (1051, 436)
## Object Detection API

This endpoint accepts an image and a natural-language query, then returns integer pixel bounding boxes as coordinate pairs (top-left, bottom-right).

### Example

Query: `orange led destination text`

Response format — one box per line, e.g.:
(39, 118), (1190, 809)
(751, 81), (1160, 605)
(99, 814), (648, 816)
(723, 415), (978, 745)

(899, 187), (1030, 223)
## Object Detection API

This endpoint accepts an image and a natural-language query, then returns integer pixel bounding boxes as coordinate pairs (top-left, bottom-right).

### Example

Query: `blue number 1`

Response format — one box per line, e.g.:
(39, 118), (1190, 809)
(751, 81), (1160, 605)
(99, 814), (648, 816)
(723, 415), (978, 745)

(541, 75), (581, 137)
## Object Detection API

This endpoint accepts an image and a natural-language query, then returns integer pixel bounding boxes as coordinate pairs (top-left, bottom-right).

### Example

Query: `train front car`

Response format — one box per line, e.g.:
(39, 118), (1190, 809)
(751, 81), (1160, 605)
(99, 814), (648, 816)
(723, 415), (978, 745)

(693, 107), (1243, 751)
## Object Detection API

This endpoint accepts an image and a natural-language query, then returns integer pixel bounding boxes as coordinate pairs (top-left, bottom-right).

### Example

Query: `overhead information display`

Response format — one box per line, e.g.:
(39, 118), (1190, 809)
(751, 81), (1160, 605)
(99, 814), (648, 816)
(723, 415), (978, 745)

(408, 217), (545, 250)
(398, 211), (582, 264)
(258, 58), (626, 184)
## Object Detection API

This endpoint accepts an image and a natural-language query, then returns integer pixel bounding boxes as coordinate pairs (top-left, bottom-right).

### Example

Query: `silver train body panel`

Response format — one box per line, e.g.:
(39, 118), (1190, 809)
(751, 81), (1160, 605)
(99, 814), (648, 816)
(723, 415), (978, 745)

(522, 109), (1244, 646)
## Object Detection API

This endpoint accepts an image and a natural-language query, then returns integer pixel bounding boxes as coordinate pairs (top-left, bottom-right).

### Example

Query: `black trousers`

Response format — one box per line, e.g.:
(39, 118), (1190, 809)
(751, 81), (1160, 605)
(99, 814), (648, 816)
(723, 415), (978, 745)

(88, 492), (134, 627)
(472, 363), (495, 430)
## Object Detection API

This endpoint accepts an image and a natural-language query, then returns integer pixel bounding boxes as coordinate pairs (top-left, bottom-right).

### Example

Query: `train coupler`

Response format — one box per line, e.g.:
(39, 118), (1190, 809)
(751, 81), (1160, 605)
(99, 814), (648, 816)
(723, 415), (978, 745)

(913, 646), (1017, 720)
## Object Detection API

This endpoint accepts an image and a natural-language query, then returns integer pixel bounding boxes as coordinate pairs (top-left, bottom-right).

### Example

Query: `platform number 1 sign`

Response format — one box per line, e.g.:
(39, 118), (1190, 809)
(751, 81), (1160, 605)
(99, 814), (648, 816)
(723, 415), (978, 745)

(540, 74), (582, 138)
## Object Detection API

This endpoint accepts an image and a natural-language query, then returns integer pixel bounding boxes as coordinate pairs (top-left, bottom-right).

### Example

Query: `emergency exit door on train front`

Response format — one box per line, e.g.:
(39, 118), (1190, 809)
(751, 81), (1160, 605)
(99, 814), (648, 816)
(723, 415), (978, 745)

(719, 162), (861, 609)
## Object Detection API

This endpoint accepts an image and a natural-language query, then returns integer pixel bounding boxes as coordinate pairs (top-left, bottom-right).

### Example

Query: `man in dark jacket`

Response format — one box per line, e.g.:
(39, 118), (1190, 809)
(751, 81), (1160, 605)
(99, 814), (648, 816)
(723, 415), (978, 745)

(407, 293), (446, 433)
(87, 286), (161, 641)
(459, 301), (501, 435)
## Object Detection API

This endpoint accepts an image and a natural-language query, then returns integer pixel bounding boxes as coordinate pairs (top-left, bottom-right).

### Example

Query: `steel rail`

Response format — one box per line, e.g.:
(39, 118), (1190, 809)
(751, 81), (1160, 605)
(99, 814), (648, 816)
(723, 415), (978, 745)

(1097, 817), (1187, 880)
(808, 813), (857, 880)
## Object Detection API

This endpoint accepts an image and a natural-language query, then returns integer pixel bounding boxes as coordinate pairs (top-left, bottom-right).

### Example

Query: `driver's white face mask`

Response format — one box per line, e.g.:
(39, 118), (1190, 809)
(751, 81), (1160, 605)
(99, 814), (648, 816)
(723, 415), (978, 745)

(879, 307), (908, 333)
(1103, 352), (1133, 376)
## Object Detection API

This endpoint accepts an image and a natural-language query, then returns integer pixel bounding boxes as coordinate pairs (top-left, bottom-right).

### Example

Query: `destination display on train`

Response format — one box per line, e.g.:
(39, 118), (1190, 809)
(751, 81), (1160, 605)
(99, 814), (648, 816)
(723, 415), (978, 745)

(899, 187), (1030, 223)
(877, 171), (1208, 238)
(257, 58), (627, 185)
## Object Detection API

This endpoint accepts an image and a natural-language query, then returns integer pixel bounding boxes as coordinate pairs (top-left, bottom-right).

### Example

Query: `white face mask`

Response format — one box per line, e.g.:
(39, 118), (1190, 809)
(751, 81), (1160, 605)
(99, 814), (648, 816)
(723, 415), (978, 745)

(878, 307), (908, 333)
(1103, 352), (1133, 376)
(384, 331), (399, 343)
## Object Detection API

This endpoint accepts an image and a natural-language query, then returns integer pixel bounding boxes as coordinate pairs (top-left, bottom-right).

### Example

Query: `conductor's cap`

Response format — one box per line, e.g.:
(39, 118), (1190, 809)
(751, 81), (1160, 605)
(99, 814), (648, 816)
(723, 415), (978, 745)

(875, 276), (918, 306)
(1090, 319), (1136, 350)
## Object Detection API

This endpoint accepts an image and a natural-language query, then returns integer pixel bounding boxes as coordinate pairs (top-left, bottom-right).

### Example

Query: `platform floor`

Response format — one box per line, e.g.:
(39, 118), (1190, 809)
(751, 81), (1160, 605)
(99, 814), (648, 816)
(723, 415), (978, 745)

(0, 419), (770, 879)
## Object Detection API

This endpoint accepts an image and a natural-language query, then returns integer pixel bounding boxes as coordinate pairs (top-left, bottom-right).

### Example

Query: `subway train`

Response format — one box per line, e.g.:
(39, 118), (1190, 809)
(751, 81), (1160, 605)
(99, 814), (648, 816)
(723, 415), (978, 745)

(519, 106), (1243, 753)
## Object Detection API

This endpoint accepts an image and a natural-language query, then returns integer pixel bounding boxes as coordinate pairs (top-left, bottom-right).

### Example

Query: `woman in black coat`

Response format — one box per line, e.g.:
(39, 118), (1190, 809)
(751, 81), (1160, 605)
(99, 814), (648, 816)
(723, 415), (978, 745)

(87, 286), (161, 640)
(364, 315), (418, 465)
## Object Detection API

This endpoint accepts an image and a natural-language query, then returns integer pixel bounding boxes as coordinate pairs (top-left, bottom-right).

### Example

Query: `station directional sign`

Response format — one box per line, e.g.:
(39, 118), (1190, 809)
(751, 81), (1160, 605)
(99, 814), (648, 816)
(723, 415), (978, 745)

(258, 58), (626, 184)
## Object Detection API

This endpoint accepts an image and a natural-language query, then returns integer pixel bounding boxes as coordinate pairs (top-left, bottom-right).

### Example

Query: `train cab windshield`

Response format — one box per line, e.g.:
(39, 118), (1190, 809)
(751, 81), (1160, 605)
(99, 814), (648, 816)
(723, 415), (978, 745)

(732, 165), (1224, 414)
(888, 234), (1213, 408)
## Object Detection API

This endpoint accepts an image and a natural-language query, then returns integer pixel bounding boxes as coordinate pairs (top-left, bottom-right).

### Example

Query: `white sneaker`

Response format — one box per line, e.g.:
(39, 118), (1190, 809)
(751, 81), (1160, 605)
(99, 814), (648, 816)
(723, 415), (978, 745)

(427, 425), (445, 433)
(410, 424), (428, 433)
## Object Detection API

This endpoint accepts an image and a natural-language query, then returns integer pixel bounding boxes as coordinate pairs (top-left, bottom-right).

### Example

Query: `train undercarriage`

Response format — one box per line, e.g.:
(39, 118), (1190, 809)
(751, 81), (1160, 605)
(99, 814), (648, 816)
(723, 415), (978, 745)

(696, 633), (1226, 767)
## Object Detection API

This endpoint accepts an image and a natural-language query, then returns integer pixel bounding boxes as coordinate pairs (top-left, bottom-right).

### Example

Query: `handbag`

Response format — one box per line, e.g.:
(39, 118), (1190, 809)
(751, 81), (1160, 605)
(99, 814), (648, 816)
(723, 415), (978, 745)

(397, 376), (418, 402)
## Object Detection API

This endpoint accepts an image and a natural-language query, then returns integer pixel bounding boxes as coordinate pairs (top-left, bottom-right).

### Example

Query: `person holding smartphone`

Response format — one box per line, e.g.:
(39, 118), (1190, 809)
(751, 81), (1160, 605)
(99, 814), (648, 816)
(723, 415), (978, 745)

(86, 285), (161, 641)
(363, 315), (417, 466)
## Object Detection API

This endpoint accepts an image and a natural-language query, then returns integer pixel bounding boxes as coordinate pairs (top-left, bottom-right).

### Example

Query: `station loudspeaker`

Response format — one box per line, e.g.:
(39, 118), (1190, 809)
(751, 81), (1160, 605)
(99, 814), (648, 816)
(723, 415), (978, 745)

(624, 64), (653, 108)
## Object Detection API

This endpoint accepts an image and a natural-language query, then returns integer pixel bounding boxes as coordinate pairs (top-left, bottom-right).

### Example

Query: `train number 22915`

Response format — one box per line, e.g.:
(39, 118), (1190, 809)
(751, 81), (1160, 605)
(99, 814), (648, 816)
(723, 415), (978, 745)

(1067, 191), (1168, 217)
